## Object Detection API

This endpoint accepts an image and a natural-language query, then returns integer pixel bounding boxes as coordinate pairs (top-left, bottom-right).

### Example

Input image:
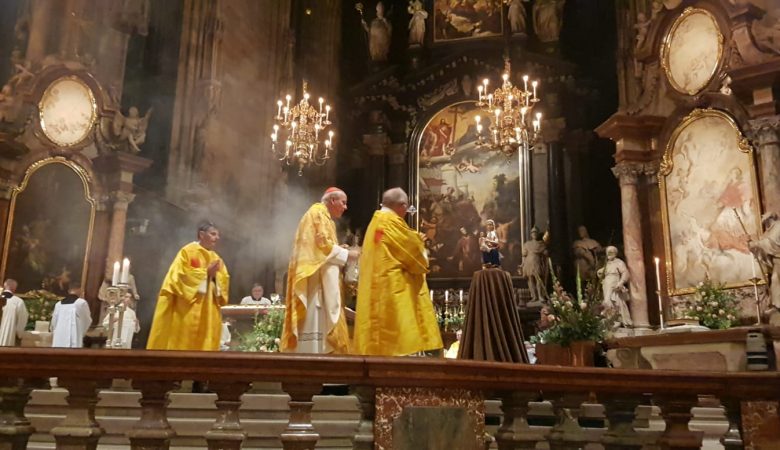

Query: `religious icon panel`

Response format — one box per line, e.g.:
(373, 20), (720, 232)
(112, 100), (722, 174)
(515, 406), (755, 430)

(416, 101), (522, 280)
(433, 0), (503, 42)
(1, 159), (95, 294)
(659, 109), (762, 295)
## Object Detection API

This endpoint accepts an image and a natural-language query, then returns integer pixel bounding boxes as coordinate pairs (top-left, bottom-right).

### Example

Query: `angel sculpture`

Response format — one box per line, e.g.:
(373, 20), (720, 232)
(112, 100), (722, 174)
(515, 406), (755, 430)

(113, 106), (152, 153)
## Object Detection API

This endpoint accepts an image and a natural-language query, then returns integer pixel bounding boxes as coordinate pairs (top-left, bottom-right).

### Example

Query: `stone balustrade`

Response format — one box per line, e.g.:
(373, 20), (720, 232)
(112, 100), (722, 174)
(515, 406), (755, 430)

(0, 348), (778, 449)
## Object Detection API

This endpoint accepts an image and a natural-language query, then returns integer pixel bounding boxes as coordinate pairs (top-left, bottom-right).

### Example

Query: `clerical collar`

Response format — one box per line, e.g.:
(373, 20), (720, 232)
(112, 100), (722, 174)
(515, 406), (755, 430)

(62, 294), (79, 304)
(1, 291), (12, 299)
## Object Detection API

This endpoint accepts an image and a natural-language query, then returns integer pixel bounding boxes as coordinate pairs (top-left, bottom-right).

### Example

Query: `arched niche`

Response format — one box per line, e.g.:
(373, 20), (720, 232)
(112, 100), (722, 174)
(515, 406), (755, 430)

(1, 157), (96, 294)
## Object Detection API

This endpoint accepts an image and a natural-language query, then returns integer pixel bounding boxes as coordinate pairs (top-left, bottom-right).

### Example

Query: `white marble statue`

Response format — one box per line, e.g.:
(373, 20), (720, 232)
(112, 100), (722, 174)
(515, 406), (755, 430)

(533, 0), (565, 43)
(508, 0), (527, 35)
(361, 2), (392, 62)
(598, 246), (633, 327)
(113, 106), (152, 153)
(521, 227), (548, 304)
(407, 0), (428, 46)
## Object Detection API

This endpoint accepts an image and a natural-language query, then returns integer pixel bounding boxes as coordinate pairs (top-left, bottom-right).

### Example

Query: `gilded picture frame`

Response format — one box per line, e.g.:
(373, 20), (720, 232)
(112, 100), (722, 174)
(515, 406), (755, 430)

(660, 7), (723, 96)
(432, 0), (504, 43)
(0, 157), (96, 293)
(38, 75), (98, 147)
(659, 108), (763, 296)
(413, 100), (526, 281)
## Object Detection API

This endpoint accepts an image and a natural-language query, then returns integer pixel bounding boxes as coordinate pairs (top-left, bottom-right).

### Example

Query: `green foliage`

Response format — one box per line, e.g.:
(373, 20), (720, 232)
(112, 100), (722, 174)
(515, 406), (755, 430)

(531, 263), (613, 347)
(444, 313), (464, 332)
(684, 278), (740, 330)
(17, 290), (60, 330)
(236, 308), (285, 352)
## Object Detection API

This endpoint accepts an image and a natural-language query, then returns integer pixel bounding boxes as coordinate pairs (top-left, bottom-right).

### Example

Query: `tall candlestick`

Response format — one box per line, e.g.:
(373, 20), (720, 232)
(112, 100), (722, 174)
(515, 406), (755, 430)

(121, 258), (130, 284)
(654, 257), (664, 329)
(112, 261), (120, 287)
(459, 289), (463, 303)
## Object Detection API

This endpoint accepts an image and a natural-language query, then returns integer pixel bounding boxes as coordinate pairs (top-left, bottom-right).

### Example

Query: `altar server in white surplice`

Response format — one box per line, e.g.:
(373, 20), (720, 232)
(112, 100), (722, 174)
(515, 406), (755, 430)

(0, 279), (28, 346)
(51, 284), (92, 348)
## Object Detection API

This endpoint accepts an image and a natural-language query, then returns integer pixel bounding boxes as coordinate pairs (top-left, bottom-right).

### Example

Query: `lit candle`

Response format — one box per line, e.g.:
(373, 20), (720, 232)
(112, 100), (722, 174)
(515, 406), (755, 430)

(285, 94), (291, 109)
(532, 80), (538, 100)
(276, 100), (282, 118)
(430, 289), (433, 301)
(112, 261), (120, 287)
(121, 258), (130, 284)
(523, 75), (528, 91)
(459, 289), (463, 304)
(318, 97), (324, 114)
(445, 290), (449, 304)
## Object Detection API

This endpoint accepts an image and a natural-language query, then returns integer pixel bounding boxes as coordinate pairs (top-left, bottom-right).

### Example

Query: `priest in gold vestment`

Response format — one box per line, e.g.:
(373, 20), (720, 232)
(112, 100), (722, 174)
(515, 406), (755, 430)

(281, 188), (358, 354)
(353, 188), (443, 356)
(147, 221), (229, 351)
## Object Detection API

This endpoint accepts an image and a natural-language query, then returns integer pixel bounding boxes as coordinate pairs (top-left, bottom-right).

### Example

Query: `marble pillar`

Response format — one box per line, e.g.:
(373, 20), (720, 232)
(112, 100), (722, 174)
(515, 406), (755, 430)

(750, 116), (780, 215)
(106, 191), (135, 271)
(612, 162), (650, 328)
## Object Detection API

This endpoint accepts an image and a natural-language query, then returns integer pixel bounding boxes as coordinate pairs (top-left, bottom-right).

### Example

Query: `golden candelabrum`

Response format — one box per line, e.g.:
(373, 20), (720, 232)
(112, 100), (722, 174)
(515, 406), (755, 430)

(475, 58), (541, 157)
(104, 283), (131, 349)
(271, 81), (334, 175)
(432, 289), (466, 332)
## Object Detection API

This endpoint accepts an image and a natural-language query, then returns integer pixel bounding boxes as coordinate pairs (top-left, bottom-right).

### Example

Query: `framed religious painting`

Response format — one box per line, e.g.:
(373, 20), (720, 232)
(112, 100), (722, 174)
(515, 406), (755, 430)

(433, 0), (504, 43)
(414, 101), (526, 281)
(1, 158), (96, 294)
(659, 109), (763, 296)
(38, 75), (98, 147)
(660, 7), (723, 96)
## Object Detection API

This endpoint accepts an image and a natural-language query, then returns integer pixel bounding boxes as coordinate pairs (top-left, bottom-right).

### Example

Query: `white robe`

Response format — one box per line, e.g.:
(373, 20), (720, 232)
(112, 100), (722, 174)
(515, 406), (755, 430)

(51, 298), (92, 348)
(101, 307), (140, 349)
(0, 294), (28, 346)
(297, 245), (348, 354)
(240, 296), (271, 306)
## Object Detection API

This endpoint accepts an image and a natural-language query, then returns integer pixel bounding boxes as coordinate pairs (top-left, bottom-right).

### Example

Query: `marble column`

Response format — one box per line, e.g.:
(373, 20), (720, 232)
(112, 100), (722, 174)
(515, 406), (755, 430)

(544, 118), (569, 285)
(106, 191), (135, 271)
(612, 161), (650, 328)
(26, 0), (56, 62)
(750, 116), (780, 215)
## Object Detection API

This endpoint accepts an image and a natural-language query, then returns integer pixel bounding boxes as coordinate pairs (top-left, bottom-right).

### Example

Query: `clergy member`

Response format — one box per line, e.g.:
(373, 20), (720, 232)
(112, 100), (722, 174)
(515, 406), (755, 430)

(51, 283), (92, 348)
(0, 279), (28, 346)
(147, 221), (230, 351)
(353, 188), (443, 356)
(102, 294), (140, 349)
(281, 187), (358, 354)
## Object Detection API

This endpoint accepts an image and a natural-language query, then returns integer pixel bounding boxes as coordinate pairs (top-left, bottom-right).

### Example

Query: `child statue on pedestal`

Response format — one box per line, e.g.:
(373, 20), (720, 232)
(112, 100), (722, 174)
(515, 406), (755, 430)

(480, 220), (501, 268)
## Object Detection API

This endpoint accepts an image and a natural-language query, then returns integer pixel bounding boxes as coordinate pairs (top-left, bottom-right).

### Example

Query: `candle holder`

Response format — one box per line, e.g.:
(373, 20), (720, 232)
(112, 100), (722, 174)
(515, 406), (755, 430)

(104, 283), (131, 349)
(749, 276), (763, 325)
(656, 290), (665, 331)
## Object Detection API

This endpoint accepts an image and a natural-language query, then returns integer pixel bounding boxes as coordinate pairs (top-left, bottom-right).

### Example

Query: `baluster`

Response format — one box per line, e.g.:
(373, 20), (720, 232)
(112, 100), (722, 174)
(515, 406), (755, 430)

(50, 378), (107, 450)
(205, 380), (251, 450)
(600, 393), (644, 450)
(655, 394), (703, 450)
(0, 377), (45, 450)
(280, 383), (322, 450)
(128, 380), (179, 450)
(547, 392), (590, 450)
(719, 398), (743, 450)
(494, 391), (546, 449)
(350, 385), (375, 450)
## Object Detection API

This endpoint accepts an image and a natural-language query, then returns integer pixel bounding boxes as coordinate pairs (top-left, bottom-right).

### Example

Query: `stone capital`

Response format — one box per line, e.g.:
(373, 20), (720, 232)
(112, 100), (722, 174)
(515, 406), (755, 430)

(611, 161), (654, 185)
(749, 115), (780, 145)
(110, 191), (136, 210)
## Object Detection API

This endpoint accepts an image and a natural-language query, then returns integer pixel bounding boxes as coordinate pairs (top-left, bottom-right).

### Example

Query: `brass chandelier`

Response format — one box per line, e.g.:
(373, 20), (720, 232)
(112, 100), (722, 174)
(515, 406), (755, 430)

(475, 58), (541, 156)
(271, 82), (334, 175)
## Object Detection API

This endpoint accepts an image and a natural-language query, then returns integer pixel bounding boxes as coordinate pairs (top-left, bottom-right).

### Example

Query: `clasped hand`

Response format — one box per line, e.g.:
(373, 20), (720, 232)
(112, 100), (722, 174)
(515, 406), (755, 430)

(207, 260), (221, 278)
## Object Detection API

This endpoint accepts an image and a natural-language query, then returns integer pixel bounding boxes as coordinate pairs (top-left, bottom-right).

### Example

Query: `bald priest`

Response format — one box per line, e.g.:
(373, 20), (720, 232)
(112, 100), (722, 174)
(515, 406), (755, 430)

(281, 187), (359, 354)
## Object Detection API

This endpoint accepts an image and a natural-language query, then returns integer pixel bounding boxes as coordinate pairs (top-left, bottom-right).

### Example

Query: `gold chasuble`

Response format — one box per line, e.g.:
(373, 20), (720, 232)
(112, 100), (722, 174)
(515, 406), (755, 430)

(281, 203), (350, 354)
(147, 242), (230, 351)
(353, 209), (443, 356)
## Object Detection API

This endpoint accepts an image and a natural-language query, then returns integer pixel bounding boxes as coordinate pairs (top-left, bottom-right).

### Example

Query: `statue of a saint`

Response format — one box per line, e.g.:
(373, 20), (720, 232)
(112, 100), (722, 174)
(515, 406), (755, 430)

(113, 106), (152, 153)
(521, 227), (548, 304)
(598, 246), (632, 327)
(572, 225), (603, 280)
(407, 0), (428, 47)
(532, 0), (565, 43)
(361, 2), (392, 62)
(508, 0), (527, 35)
(749, 212), (780, 310)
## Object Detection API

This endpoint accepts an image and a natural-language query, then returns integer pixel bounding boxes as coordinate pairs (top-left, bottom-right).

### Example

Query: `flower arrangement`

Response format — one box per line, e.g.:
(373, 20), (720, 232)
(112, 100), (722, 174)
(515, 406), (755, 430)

(684, 278), (739, 330)
(236, 308), (285, 352)
(18, 289), (61, 330)
(530, 263), (612, 347)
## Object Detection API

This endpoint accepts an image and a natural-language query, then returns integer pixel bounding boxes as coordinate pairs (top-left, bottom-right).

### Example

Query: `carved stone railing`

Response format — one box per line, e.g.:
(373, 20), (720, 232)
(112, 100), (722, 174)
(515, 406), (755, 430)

(0, 348), (779, 449)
